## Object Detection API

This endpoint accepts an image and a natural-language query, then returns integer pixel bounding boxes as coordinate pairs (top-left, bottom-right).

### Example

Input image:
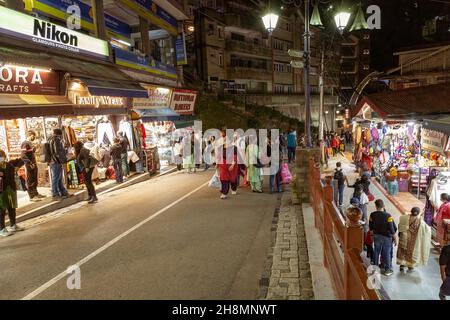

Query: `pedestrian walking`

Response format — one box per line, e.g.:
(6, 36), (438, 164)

(47, 128), (70, 200)
(435, 193), (450, 247)
(439, 236), (450, 300)
(246, 136), (263, 193)
(182, 135), (196, 174)
(334, 162), (349, 206)
(21, 130), (46, 202)
(173, 138), (183, 171)
(74, 141), (98, 204)
(110, 138), (124, 183)
(396, 207), (431, 272)
(218, 144), (239, 199)
(331, 135), (339, 157)
(0, 149), (25, 236)
(369, 199), (398, 276)
(117, 132), (130, 178)
(287, 129), (297, 164)
(268, 137), (283, 193)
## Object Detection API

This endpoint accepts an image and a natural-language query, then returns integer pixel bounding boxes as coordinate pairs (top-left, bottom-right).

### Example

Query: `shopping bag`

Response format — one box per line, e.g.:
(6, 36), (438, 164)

(280, 163), (293, 185)
(208, 173), (221, 189)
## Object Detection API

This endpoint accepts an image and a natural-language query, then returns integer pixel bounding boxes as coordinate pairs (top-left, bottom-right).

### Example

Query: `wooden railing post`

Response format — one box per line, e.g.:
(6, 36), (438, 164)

(344, 207), (364, 300)
(322, 177), (333, 269)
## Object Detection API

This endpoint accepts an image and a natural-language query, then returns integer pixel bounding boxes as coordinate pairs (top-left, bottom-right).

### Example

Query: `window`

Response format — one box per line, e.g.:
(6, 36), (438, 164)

(219, 53), (224, 67)
(286, 85), (294, 93)
(208, 23), (214, 35)
(231, 33), (245, 42)
(286, 64), (292, 73)
(286, 23), (292, 32)
(363, 65), (370, 70)
(274, 84), (284, 93)
(218, 27), (224, 39)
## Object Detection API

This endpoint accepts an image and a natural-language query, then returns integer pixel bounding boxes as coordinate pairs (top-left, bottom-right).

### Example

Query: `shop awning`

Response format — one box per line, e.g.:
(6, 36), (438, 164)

(0, 95), (73, 120)
(174, 120), (195, 129)
(76, 77), (148, 98)
(354, 83), (450, 120)
(135, 108), (180, 121)
(73, 107), (128, 116)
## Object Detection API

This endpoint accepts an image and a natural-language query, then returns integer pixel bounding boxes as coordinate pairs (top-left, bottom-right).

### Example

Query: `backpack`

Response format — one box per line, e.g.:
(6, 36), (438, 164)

(334, 169), (345, 185)
(43, 142), (52, 164)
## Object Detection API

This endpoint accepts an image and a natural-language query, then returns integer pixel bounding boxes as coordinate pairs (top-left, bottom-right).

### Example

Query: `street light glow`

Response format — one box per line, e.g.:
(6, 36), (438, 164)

(262, 13), (279, 34)
(334, 12), (351, 31)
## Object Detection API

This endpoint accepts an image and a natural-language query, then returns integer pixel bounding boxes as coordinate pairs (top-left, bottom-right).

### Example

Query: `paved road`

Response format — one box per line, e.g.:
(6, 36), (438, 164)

(0, 170), (278, 300)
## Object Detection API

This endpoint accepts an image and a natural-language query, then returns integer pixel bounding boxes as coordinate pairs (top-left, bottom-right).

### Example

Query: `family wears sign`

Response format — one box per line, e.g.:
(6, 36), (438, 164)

(0, 65), (59, 94)
(0, 6), (109, 60)
(421, 128), (449, 154)
(170, 89), (197, 115)
(68, 82), (125, 108)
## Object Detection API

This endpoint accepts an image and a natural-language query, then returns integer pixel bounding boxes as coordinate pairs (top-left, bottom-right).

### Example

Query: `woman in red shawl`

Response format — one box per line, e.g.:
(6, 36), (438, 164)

(218, 143), (239, 199)
(331, 135), (339, 157)
(436, 193), (450, 246)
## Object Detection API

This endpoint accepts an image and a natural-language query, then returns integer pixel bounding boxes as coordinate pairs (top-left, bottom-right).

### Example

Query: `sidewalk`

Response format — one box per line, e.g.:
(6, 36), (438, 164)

(328, 154), (442, 300)
(9, 166), (176, 226)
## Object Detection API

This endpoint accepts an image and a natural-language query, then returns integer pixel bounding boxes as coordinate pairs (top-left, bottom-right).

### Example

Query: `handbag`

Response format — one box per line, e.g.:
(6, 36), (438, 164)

(280, 163), (293, 184)
(367, 193), (375, 202)
(208, 173), (221, 189)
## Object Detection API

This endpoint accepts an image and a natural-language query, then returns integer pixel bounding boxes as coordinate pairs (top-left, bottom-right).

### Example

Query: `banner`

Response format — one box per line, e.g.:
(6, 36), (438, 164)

(0, 6), (109, 60)
(0, 65), (59, 95)
(26, 0), (132, 43)
(170, 89), (197, 115)
(176, 33), (187, 66)
(421, 128), (448, 154)
(118, 0), (178, 35)
(133, 85), (172, 109)
(114, 47), (177, 79)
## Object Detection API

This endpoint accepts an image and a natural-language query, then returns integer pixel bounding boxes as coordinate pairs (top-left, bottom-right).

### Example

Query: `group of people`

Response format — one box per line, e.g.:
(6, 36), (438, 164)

(0, 128), (134, 237)
(334, 159), (450, 300)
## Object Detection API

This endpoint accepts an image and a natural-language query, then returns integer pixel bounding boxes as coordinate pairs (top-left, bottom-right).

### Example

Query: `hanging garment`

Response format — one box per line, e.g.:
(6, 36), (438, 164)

(67, 160), (80, 186)
(97, 122), (115, 147)
(371, 127), (379, 141)
(119, 121), (134, 150)
(140, 124), (147, 148)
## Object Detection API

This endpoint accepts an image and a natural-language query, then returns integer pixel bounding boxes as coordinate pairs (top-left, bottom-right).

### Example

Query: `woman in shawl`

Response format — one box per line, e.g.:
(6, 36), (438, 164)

(396, 207), (431, 272)
(246, 135), (263, 193)
(436, 193), (450, 247)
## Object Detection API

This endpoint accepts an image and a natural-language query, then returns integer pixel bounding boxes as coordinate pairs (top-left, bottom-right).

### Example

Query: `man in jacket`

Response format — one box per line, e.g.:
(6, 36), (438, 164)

(287, 129), (297, 164)
(110, 138), (124, 183)
(48, 129), (70, 200)
(21, 130), (46, 201)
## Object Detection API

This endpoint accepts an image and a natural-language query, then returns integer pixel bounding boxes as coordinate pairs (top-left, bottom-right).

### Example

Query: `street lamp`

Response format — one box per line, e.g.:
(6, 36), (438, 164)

(334, 11), (351, 32)
(262, 12), (279, 34)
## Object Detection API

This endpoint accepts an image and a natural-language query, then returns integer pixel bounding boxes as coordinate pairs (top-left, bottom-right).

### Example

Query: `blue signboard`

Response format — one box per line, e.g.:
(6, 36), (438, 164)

(175, 33), (187, 65)
(113, 47), (177, 79)
(133, 0), (178, 29)
(27, 0), (131, 42)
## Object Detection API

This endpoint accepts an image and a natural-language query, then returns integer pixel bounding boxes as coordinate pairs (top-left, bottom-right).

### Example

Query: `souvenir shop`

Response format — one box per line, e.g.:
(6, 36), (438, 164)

(132, 86), (197, 170)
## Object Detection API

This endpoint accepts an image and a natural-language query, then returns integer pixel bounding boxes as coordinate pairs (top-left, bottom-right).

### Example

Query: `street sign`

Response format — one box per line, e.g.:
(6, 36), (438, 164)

(290, 61), (304, 69)
(288, 49), (304, 58)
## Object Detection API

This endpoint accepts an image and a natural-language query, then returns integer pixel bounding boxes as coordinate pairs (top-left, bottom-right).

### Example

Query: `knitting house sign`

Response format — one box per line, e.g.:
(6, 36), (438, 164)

(0, 6), (109, 60)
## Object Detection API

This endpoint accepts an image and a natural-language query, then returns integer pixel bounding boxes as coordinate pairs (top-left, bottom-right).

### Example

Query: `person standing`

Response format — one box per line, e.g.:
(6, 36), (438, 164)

(435, 193), (450, 247)
(396, 207), (431, 272)
(218, 144), (239, 199)
(330, 135), (339, 157)
(173, 137), (183, 171)
(110, 138), (124, 184)
(74, 142), (98, 204)
(268, 137), (283, 194)
(117, 131), (130, 177)
(287, 129), (297, 164)
(386, 164), (399, 196)
(0, 150), (25, 236)
(48, 129), (70, 200)
(439, 236), (450, 300)
(246, 136), (263, 193)
(369, 199), (398, 276)
(334, 162), (349, 206)
(21, 130), (46, 201)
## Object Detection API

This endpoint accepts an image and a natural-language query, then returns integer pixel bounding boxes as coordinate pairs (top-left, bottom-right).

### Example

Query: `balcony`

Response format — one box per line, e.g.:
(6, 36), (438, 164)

(225, 39), (271, 57)
(227, 66), (271, 81)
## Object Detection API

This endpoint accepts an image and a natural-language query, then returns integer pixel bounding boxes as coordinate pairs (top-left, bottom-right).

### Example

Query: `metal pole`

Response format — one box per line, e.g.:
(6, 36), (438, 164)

(304, 0), (312, 148)
(319, 47), (325, 142)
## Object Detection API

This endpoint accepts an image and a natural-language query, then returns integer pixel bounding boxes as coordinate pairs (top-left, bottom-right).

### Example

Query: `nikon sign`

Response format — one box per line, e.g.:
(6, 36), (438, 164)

(0, 6), (109, 60)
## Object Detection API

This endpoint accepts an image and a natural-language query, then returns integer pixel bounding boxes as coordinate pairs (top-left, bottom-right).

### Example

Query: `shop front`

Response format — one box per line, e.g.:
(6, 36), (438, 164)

(132, 86), (197, 170)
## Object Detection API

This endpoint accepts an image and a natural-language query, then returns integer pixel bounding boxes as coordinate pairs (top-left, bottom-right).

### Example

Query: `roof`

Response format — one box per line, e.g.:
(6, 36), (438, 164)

(354, 83), (450, 119)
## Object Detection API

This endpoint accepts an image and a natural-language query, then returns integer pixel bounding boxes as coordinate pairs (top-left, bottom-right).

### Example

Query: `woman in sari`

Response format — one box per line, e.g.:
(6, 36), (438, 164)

(397, 207), (431, 272)
(436, 193), (450, 247)
(246, 136), (263, 193)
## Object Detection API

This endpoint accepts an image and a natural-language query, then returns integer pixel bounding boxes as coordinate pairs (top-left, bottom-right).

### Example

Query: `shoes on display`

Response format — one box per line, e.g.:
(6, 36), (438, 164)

(0, 228), (12, 237)
(9, 224), (24, 232)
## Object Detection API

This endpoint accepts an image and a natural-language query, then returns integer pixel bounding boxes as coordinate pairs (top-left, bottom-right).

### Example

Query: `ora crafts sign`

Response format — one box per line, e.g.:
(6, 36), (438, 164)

(0, 6), (109, 60)
(0, 65), (59, 94)
(421, 128), (449, 154)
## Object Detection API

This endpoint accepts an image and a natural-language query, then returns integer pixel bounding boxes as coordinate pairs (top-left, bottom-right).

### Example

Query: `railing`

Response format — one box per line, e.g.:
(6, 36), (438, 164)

(225, 39), (271, 57)
(308, 158), (381, 300)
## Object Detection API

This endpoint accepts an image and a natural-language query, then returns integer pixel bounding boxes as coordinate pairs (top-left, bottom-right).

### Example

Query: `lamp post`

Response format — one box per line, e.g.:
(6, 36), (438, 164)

(262, 12), (279, 94)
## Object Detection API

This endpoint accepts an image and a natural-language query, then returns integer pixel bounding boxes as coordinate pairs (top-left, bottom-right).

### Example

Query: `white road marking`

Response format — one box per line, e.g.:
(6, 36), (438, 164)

(21, 180), (209, 300)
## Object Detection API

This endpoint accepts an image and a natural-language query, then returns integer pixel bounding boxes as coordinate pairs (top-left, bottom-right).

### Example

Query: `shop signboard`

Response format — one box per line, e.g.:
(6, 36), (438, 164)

(176, 33), (188, 66)
(0, 65), (59, 95)
(26, 0), (132, 43)
(133, 85), (172, 109)
(114, 47), (177, 79)
(421, 128), (449, 154)
(169, 89), (197, 115)
(0, 6), (109, 60)
(117, 0), (178, 36)
(68, 82), (125, 108)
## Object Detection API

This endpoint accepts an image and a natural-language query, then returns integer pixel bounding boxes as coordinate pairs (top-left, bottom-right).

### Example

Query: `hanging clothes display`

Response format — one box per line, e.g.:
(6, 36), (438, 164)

(97, 121), (114, 147)
(119, 121), (134, 150)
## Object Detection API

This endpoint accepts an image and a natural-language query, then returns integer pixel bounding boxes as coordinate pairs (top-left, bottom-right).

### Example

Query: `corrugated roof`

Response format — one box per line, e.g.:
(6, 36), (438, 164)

(355, 83), (450, 119)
